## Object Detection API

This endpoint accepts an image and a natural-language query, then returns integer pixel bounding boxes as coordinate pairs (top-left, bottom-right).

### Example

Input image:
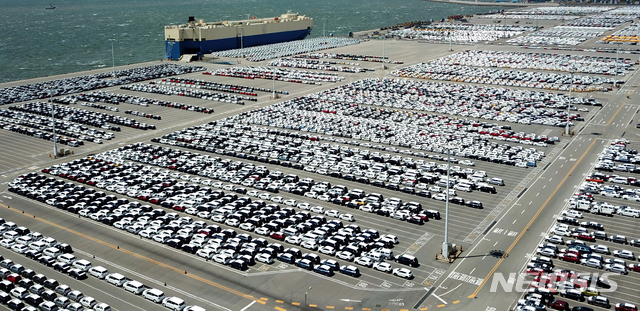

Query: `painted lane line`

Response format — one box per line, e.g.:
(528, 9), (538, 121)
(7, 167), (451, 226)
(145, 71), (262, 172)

(240, 301), (256, 311)
(431, 294), (447, 305)
(468, 138), (599, 299)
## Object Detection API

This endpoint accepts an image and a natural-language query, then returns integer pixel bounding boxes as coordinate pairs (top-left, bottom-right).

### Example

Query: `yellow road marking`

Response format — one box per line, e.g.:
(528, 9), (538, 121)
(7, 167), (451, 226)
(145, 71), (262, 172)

(606, 102), (625, 126)
(275, 307), (286, 311)
(453, 300), (460, 304)
(345, 307), (353, 310)
(437, 304), (446, 308)
(0, 203), (262, 303)
(310, 305), (317, 308)
(469, 138), (599, 298)
(276, 300), (284, 304)
(362, 308), (371, 311)
(291, 302), (300, 306)
(400, 309), (409, 311)
(420, 308), (429, 311)
(327, 307), (335, 309)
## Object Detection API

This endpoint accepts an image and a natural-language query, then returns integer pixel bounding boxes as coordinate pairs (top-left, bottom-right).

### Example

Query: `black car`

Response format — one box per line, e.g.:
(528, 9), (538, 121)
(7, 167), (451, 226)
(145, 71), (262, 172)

(38, 256), (55, 267)
(295, 259), (314, 270)
(314, 265), (334, 276)
(42, 279), (59, 290)
(52, 262), (70, 273)
(0, 291), (9, 304)
(6, 298), (24, 310)
(407, 216), (424, 225)
(31, 274), (47, 285)
(67, 269), (87, 280)
(23, 294), (43, 306)
(557, 217), (580, 226)
(467, 201), (483, 209)
(40, 290), (56, 301)
(277, 253), (295, 264)
(339, 265), (360, 277)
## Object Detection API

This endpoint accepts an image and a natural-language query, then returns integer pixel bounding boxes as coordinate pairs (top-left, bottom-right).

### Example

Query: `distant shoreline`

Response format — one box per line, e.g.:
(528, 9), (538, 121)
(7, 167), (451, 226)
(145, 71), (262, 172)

(422, 0), (559, 7)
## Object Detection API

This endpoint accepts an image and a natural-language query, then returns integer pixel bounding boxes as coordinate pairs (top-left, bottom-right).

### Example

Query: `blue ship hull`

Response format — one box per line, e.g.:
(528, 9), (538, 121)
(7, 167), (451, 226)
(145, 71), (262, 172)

(165, 28), (311, 60)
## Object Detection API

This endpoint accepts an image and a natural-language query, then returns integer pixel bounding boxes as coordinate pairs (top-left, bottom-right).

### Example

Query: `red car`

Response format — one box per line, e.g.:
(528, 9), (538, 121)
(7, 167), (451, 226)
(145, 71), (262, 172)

(628, 264), (640, 272)
(269, 232), (285, 241)
(616, 303), (638, 311)
(526, 268), (545, 276)
(549, 299), (569, 310)
(559, 253), (580, 263)
(585, 177), (603, 183)
(6, 273), (21, 283)
(573, 233), (596, 242)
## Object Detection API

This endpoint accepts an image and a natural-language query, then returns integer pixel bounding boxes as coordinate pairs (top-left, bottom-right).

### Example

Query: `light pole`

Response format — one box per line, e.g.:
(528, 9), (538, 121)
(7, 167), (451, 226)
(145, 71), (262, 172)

(614, 42), (620, 88)
(109, 39), (116, 79)
(566, 65), (575, 136)
(322, 18), (327, 38)
(49, 88), (58, 157)
(382, 12), (390, 70)
(442, 147), (451, 258)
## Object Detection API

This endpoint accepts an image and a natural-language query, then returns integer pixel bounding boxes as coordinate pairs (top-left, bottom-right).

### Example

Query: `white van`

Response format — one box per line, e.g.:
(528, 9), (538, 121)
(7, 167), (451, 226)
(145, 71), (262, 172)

(43, 247), (62, 258)
(72, 259), (92, 272)
(57, 254), (76, 264)
(29, 241), (48, 252)
(3, 231), (19, 241)
(162, 296), (186, 311)
(123, 280), (145, 295)
(143, 288), (165, 303)
(105, 273), (127, 287)
(300, 233), (319, 243)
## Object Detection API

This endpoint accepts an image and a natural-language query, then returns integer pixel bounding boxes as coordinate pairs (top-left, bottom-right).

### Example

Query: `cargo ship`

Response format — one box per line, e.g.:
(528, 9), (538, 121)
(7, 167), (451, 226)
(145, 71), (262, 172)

(164, 12), (313, 60)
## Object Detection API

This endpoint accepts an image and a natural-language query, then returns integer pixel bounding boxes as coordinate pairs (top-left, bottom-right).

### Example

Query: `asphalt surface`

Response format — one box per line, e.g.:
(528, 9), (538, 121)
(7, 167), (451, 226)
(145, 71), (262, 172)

(0, 13), (639, 311)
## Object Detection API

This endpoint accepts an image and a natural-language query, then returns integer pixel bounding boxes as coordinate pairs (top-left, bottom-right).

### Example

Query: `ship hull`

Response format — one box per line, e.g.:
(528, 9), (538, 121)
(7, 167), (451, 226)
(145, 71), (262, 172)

(165, 28), (311, 60)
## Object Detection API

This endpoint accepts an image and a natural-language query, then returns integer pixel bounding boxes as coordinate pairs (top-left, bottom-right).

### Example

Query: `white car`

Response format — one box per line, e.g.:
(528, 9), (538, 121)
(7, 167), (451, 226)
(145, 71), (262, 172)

(460, 160), (475, 166)
(196, 249), (216, 259)
(613, 250), (635, 260)
(325, 210), (340, 218)
(336, 251), (355, 262)
(605, 263), (628, 275)
(561, 210), (583, 219)
(354, 256), (374, 268)
(11, 244), (28, 254)
(255, 227), (271, 236)
(300, 240), (318, 251)
(318, 246), (336, 256)
(393, 267), (413, 279)
(590, 245), (611, 255)
(239, 223), (256, 232)
(255, 253), (274, 264)
(285, 236), (302, 245)
(553, 228), (572, 237)
(271, 196), (284, 203)
(545, 235), (564, 245)
(212, 214), (227, 223)
(283, 199), (297, 206)
(88, 266), (109, 279)
(373, 262), (393, 273)
(536, 248), (557, 258)
(213, 254), (231, 265)
(339, 213), (355, 222)
(224, 218), (240, 227)
(297, 202), (311, 210)
(310, 206), (325, 214)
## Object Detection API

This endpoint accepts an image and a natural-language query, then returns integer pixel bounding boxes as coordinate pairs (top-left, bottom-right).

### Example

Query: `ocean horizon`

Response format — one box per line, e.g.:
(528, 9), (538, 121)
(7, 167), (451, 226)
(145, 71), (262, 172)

(0, 0), (506, 84)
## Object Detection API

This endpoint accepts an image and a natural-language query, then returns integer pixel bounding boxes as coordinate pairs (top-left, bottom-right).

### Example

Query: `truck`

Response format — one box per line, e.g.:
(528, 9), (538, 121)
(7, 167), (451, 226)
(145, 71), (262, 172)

(590, 205), (615, 216)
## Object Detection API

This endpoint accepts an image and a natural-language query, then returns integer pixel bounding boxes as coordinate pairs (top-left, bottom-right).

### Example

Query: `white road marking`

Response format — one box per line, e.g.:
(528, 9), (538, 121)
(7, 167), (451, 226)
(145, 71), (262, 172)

(493, 241), (498, 247)
(432, 293), (447, 305)
(239, 301), (256, 311)
(512, 219), (517, 225)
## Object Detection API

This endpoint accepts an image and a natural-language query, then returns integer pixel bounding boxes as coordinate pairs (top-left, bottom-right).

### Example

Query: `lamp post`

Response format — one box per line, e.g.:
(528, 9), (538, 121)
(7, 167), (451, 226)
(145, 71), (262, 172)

(49, 88), (58, 157)
(441, 147), (451, 257)
(322, 18), (327, 38)
(240, 26), (244, 57)
(382, 11), (390, 69)
(109, 39), (116, 79)
(566, 65), (575, 136)
(614, 42), (620, 88)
